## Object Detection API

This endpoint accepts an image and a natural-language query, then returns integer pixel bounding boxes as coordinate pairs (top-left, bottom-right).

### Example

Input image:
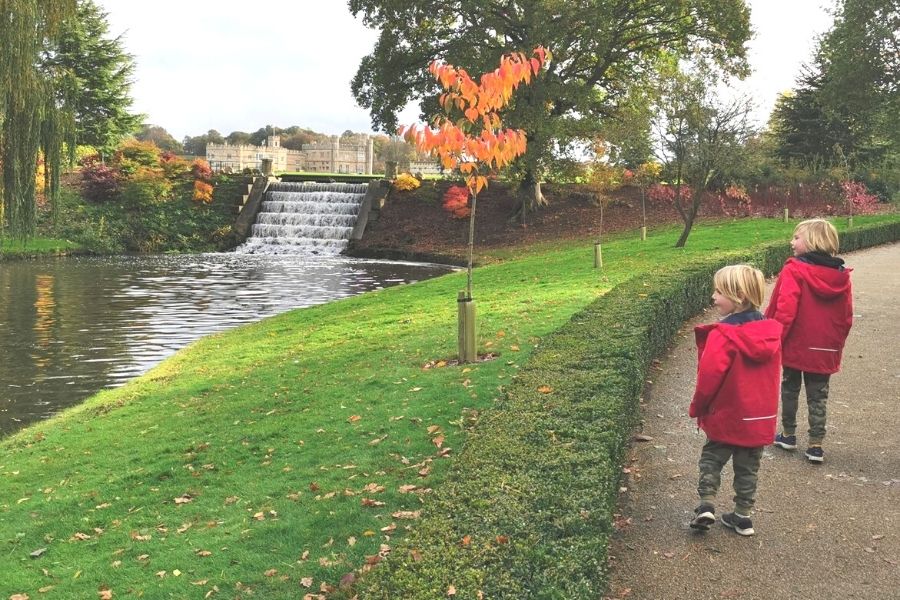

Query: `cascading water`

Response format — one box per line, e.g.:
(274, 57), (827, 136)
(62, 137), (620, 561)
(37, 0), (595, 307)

(235, 182), (369, 255)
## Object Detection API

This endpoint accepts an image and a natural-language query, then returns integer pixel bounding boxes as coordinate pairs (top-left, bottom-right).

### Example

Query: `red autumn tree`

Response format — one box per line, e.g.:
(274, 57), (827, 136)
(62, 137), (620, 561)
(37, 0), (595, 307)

(401, 46), (546, 299)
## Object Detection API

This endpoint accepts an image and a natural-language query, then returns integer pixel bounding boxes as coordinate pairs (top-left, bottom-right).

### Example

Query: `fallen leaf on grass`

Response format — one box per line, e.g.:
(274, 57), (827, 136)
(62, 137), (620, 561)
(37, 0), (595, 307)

(264, 569), (277, 577)
(537, 385), (553, 394)
(300, 577), (313, 588)
(432, 435), (445, 448)
(447, 585), (457, 596)
(392, 510), (421, 519)
(347, 415), (361, 423)
(361, 498), (385, 507)
(174, 494), (193, 505)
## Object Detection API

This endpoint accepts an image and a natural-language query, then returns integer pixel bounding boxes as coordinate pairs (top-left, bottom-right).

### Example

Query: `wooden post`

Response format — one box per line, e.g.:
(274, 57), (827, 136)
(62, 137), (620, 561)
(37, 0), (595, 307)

(593, 242), (603, 268)
(640, 226), (647, 241)
(784, 208), (789, 223)
(457, 291), (477, 363)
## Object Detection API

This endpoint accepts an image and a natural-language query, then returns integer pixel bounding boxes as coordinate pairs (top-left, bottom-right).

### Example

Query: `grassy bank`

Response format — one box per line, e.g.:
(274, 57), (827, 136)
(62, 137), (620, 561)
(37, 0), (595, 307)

(0, 237), (83, 260)
(1, 216), (897, 599)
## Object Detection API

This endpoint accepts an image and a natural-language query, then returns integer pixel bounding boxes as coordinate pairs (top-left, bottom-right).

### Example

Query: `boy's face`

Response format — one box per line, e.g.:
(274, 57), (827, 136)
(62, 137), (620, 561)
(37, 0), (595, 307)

(791, 231), (809, 256)
(712, 289), (737, 316)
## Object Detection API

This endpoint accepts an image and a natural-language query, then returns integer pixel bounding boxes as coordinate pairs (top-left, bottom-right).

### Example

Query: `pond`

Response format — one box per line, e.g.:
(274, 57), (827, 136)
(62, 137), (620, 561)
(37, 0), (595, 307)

(0, 254), (454, 436)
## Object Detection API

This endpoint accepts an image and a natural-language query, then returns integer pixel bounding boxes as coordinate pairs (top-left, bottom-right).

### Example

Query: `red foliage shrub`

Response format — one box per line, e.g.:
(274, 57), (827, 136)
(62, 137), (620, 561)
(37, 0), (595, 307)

(442, 185), (470, 218)
(191, 159), (213, 182)
(841, 181), (879, 214)
(81, 162), (121, 202)
(647, 183), (693, 204)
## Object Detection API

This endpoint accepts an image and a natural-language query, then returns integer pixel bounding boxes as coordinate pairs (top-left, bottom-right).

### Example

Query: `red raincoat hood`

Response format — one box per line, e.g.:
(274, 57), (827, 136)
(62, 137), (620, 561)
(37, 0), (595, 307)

(695, 319), (782, 363)
(786, 257), (852, 300)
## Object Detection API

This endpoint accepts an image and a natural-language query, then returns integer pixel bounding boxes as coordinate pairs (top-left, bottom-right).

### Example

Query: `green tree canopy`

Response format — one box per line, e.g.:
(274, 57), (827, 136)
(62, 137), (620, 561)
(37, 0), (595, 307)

(182, 130), (225, 157)
(44, 0), (142, 155)
(771, 0), (899, 168)
(1, 0), (77, 237)
(349, 0), (752, 211)
(135, 124), (184, 154)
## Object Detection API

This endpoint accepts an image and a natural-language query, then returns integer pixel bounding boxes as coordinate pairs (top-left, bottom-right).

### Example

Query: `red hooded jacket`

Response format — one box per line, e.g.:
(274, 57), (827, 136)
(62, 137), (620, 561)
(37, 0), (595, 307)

(689, 319), (783, 447)
(764, 257), (853, 374)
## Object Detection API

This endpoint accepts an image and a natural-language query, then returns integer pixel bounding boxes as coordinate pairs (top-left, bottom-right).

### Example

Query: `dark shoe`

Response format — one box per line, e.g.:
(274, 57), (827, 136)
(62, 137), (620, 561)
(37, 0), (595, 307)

(805, 445), (824, 463)
(690, 503), (716, 531)
(773, 432), (797, 450)
(721, 511), (755, 536)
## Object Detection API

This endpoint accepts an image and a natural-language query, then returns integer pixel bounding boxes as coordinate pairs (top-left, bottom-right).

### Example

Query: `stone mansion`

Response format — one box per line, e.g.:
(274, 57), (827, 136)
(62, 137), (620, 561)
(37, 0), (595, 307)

(206, 134), (374, 174)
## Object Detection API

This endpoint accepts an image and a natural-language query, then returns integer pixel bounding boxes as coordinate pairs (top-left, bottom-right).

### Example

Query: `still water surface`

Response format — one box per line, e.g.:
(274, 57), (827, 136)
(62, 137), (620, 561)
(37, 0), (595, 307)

(0, 254), (453, 435)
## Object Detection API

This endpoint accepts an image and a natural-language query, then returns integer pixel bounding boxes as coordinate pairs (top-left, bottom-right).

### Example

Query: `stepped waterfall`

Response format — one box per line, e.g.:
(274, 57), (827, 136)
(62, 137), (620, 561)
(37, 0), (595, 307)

(235, 182), (368, 255)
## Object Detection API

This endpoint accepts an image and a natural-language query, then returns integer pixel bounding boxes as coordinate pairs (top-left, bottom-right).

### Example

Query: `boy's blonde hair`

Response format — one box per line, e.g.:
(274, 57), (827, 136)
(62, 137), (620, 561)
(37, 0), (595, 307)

(795, 218), (839, 255)
(714, 264), (766, 311)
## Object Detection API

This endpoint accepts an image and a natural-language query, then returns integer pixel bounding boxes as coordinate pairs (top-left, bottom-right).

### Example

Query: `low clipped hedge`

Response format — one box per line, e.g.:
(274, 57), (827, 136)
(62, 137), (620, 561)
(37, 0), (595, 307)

(355, 221), (899, 599)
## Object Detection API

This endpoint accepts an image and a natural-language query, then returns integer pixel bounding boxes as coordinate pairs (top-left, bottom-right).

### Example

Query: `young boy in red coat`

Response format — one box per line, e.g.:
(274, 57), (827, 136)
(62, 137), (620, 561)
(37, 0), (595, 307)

(689, 265), (782, 536)
(767, 219), (853, 463)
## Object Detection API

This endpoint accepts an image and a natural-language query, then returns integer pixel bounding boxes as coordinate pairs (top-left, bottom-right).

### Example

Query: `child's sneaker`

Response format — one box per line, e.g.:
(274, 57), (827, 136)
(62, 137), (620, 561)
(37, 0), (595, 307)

(805, 445), (824, 463)
(690, 503), (716, 531)
(721, 512), (755, 536)
(773, 432), (797, 450)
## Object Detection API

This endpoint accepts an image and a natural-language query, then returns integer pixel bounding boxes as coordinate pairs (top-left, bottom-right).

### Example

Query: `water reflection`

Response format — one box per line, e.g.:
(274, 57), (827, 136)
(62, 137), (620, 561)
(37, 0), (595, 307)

(0, 254), (453, 435)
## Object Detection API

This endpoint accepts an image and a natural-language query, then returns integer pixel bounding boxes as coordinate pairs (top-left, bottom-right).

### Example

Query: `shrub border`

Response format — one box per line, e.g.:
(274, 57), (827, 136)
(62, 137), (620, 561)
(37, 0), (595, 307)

(354, 221), (900, 599)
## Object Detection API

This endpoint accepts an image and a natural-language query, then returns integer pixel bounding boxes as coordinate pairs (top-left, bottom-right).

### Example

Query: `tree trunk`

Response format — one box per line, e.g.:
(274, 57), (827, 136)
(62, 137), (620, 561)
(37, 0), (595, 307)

(466, 192), (477, 299)
(674, 190), (703, 248)
(509, 170), (547, 224)
(674, 222), (693, 247)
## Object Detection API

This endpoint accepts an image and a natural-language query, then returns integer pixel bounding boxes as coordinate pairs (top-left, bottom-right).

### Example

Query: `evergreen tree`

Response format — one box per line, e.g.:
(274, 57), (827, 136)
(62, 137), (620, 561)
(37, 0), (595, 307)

(45, 0), (142, 155)
(771, 0), (899, 167)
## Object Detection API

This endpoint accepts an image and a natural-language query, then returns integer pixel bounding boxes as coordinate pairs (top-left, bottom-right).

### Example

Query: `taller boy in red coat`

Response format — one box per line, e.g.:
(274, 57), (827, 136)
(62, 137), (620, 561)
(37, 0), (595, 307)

(689, 265), (782, 537)
(766, 219), (853, 464)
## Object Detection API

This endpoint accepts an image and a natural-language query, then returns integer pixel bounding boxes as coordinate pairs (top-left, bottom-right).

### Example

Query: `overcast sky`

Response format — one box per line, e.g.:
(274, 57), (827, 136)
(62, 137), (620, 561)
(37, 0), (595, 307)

(95, 0), (836, 141)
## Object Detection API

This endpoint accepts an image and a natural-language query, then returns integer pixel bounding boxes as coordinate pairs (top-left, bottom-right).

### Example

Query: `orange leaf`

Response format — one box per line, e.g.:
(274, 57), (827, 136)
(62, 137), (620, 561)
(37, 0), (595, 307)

(537, 385), (553, 394)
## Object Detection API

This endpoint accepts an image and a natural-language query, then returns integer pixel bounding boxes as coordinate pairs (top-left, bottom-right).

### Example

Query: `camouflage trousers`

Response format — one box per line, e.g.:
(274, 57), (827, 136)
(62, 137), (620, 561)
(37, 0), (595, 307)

(697, 440), (763, 516)
(780, 366), (830, 445)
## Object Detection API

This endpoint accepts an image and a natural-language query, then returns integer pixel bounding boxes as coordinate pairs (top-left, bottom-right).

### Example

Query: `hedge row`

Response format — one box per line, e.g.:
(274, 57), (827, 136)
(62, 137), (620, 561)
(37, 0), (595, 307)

(354, 221), (900, 599)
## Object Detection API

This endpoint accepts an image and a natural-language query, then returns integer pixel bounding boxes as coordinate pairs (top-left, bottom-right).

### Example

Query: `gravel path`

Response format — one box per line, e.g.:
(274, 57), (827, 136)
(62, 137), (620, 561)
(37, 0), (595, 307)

(606, 242), (900, 600)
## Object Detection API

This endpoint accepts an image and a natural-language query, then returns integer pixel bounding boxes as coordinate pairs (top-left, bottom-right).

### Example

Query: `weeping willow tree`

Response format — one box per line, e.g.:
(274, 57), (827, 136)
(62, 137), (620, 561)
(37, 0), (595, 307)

(1, 0), (77, 239)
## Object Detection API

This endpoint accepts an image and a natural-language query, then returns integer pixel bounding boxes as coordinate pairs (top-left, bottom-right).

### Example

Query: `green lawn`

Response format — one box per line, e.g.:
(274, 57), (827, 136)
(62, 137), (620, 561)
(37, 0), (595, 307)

(0, 215), (896, 599)
(0, 237), (81, 258)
